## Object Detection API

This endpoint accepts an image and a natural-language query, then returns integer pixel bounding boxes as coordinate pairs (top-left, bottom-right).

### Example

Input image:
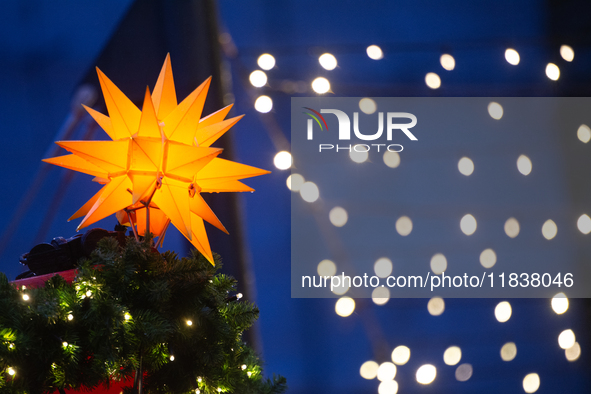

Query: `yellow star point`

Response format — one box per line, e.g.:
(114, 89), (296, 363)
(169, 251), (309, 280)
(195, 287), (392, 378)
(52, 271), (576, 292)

(44, 56), (269, 265)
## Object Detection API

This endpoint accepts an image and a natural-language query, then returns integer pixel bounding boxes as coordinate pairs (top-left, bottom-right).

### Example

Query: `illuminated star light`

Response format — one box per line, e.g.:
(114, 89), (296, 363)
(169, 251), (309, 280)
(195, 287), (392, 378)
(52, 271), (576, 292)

(44, 55), (270, 265)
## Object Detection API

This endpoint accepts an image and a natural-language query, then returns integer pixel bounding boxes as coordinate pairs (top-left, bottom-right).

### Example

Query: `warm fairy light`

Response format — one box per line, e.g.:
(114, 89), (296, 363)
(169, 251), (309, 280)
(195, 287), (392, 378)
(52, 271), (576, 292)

(273, 151), (292, 170)
(319, 53), (337, 70)
(360, 360), (379, 379)
(247, 372), (252, 377)
(440, 54), (455, 71)
(565, 342), (581, 362)
(542, 219), (557, 240)
(577, 214), (591, 234)
(312, 77), (330, 94)
(391, 346), (411, 365)
(460, 214), (477, 235)
(300, 181), (319, 202)
(425, 72), (441, 89)
(249, 70), (267, 88)
(257, 53), (275, 70)
(124, 313), (132, 321)
(505, 48), (520, 65)
(287, 174), (305, 192)
(455, 363), (473, 381)
(374, 257), (393, 278)
(359, 98), (377, 114)
(577, 124), (591, 143)
(480, 248), (497, 268)
(366, 45), (383, 60)
(500, 342), (517, 361)
(488, 102), (503, 119)
(395, 216), (412, 236)
(523, 373), (540, 393)
(170, 355), (175, 361)
(495, 301), (512, 323)
(558, 329), (576, 349)
(560, 45), (574, 62)
(329, 206), (348, 227)
(335, 297), (355, 317)
(62, 342), (69, 348)
(67, 314), (74, 321)
(7, 367), (15, 376)
(428, 297), (445, 316)
(22, 294), (30, 301)
(551, 292), (569, 314)
(377, 362), (397, 382)
(505, 218), (520, 238)
(372, 287), (390, 306)
(378, 380), (398, 394)
(317, 259), (337, 276)
(254, 95), (273, 113)
(350, 146), (368, 163)
(430, 253), (447, 275)
(416, 364), (436, 385)
(241, 364), (247, 370)
(458, 157), (474, 176)
(517, 155), (532, 175)
(186, 320), (193, 326)
(86, 290), (92, 297)
(383, 151), (400, 168)
(546, 63), (560, 81)
(443, 346), (462, 366)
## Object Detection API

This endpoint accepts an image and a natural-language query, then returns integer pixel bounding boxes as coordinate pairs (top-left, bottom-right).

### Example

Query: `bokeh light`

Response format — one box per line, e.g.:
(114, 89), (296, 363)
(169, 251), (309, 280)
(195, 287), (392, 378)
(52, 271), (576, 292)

(565, 342), (581, 362)
(391, 346), (411, 365)
(480, 248), (497, 268)
(416, 364), (436, 385)
(425, 72), (441, 89)
(505, 48), (520, 65)
(254, 95), (273, 113)
(332, 280), (350, 296)
(377, 362), (397, 382)
(560, 45), (574, 62)
(383, 151), (400, 168)
(319, 53), (337, 70)
(455, 363), (473, 382)
(249, 70), (267, 87)
(312, 77), (331, 94)
(541, 219), (557, 240)
(378, 380), (398, 394)
(558, 329), (576, 349)
(366, 45), (383, 60)
(440, 54), (455, 70)
(577, 124), (591, 143)
(427, 297), (445, 316)
(286, 174), (305, 191)
(257, 53), (275, 70)
(374, 257), (393, 277)
(329, 206), (348, 227)
(500, 342), (517, 361)
(273, 151), (292, 170)
(495, 301), (512, 322)
(460, 214), (477, 235)
(545, 63), (560, 81)
(505, 217), (520, 238)
(522, 373), (540, 393)
(430, 253), (447, 274)
(317, 259), (337, 277)
(300, 181), (319, 202)
(335, 297), (355, 317)
(395, 216), (412, 236)
(551, 292), (569, 314)
(372, 287), (390, 306)
(350, 146), (369, 163)
(443, 346), (462, 366)
(359, 98), (377, 114)
(488, 102), (503, 119)
(577, 214), (591, 234)
(360, 361), (379, 380)
(517, 155), (532, 175)
(458, 157), (474, 176)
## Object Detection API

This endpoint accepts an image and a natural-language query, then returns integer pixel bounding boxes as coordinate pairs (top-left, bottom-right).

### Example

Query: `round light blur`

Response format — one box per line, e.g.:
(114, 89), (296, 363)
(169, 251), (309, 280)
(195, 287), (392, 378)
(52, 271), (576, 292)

(440, 54), (455, 71)
(428, 297), (445, 316)
(383, 151), (400, 168)
(480, 248), (497, 268)
(287, 174), (305, 192)
(455, 363), (473, 382)
(546, 63), (560, 81)
(560, 45), (574, 62)
(542, 219), (557, 240)
(319, 53), (337, 70)
(460, 214), (477, 235)
(335, 297), (355, 317)
(350, 145), (369, 163)
(374, 257), (393, 278)
(312, 77), (330, 94)
(395, 216), (412, 236)
(377, 362), (397, 382)
(416, 364), (436, 385)
(505, 217), (520, 238)
(523, 373), (540, 393)
(517, 155), (532, 175)
(300, 181), (319, 203)
(551, 292), (569, 315)
(430, 253), (447, 274)
(495, 301), (512, 323)
(558, 329), (576, 350)
(443, 346), (462, 366)
(317, 259), (337, 277)
(366, 45), (383, 60)
(505, 48), (520, 65)
(254, 95), (273, 113)
(372, 287), (390, 306)
(391, 346), (411, 365)
(488, 102), (503, 120)
(257, 53), (275, 70)
(249, 70), (267, 87)
(359, 98), (377, 114)
(332, 281), (350, 296)
(378, 380), (398, 394)
(577, 124), (591, 143)
(577, 214), (591, 234)
(458, 157), (474, 176)
(329, 206), (348, 227)
(273, 151), (292, 170)
(500, 342), (517, 361)
(360, 360), (379, 380)
(425, 72), (441, 89)
(565, 342), (581, 362)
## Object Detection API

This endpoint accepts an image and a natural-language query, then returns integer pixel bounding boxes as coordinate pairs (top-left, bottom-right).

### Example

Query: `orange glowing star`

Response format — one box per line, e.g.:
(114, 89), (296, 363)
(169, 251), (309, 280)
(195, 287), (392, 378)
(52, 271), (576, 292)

(44, 55), (270, 264)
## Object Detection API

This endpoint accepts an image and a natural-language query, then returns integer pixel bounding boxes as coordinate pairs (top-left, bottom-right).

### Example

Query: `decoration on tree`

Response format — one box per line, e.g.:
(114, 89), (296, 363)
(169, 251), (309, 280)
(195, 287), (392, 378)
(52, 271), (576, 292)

(43, 55), (270, 264)
(1, 238), (286, 393)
